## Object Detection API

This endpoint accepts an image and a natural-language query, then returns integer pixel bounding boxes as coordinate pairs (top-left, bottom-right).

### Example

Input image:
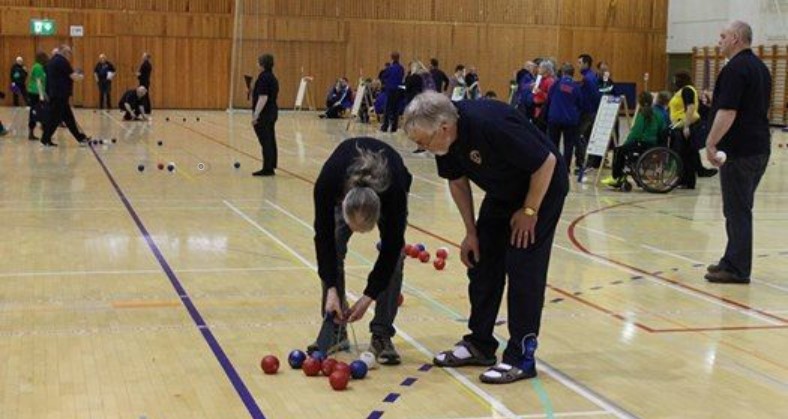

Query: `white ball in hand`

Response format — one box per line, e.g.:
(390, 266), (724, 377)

(715, 150), (727, 164)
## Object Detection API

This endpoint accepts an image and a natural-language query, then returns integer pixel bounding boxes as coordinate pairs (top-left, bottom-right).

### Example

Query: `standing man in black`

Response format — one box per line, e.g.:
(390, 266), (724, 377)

(136, 52), (152, 113)
(251, 53), (279, 177)
(403, 92), (568, 384)
(429, 58), (449, 94)
(10, 56), (28, 106)
(705, 21), (772, 284)
(39, 45), (90, 147)
(94, 54), (116, 109)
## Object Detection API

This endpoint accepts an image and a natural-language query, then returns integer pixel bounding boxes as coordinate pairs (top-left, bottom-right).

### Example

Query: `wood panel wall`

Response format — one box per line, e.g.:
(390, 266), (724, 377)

(693, 45), (788, 126)
(0, 0), (669, 110)
(232, 0), (669, 109)
(0, 1), (233, 108)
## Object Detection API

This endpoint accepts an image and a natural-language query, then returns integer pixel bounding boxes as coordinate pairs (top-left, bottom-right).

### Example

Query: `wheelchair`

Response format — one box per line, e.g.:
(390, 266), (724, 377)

(618, 146), (683, 193)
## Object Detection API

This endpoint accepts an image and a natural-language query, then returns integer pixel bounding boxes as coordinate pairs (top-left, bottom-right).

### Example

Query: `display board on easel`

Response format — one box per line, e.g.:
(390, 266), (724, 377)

(582, 95), (631, 185)
(294, 76), (315, 111)
(346, 79), (373, 131)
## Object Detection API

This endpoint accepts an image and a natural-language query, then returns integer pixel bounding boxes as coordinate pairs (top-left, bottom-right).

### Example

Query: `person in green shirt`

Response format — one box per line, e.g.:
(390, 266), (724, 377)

(602, 91), (666, 188)
(26, 52), (49, 140)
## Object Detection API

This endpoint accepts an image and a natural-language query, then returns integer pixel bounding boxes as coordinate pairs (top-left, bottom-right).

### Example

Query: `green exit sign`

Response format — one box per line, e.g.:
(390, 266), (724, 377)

(30, 19), (56, 36)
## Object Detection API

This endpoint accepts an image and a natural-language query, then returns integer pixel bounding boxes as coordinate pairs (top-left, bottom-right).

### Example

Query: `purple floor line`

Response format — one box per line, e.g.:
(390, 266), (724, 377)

(89, 146), (266, 419)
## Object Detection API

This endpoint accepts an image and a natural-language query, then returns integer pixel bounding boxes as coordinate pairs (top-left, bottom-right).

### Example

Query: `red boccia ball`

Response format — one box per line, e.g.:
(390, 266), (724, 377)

(434, 258), (446, 270)
(302, 357), (322, 377)
(260, 355), (279, 374)
(321, 358), (338, 376)
(408, 246), (421, 258)
(418, 251), (430, 263)
(436, 248), (449, 260)
(329, 370), (350, 391)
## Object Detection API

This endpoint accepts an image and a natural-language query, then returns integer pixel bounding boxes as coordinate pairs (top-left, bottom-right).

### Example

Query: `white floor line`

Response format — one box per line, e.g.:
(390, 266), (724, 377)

(252, 199), (635, 419)
(431, 411), (611, 419)
(640, 244), (788, 293)
(554, 243), (784, 326)
(223, 199), (520, 419)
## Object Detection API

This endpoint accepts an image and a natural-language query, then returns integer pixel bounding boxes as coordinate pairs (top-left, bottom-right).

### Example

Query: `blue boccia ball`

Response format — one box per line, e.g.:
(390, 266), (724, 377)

(311, 350), (327, 362)
(288, 350), (307, 369)
(350, 360), (368, 379)
(376, 241), (382, 251)
(415, 243), (426, 252)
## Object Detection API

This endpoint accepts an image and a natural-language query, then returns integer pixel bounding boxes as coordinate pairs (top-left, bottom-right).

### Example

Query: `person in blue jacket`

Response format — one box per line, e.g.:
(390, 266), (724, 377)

(546, 64), (584, 171)
(381, 52), (404, 133)
(322, 77), (353, 119)
(575, 53), (602, 172)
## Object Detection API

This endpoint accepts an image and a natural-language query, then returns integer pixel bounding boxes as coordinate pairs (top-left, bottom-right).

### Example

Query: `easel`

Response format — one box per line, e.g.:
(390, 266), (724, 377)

(579, 94), (631, 186)
(346, 78), (374, 131)
(294, 68), (316, 111)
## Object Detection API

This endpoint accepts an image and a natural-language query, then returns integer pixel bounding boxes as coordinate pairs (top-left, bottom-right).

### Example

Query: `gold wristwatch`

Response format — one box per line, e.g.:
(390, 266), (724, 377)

(523, 207), (537, 217)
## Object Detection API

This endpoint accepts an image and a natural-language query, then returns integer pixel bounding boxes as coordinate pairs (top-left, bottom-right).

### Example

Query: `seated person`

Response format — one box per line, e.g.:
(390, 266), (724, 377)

(322, 78), (353, 119)
(119, 86), (149, 121)
(602, 92), (665, 188)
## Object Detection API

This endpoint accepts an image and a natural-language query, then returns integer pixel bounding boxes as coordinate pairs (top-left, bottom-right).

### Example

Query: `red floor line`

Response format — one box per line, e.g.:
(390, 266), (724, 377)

(179, 123), (787, 331)
(547, 285), (655, 332)
(566, 198), (788, 324)
(653, 325), (788, 333)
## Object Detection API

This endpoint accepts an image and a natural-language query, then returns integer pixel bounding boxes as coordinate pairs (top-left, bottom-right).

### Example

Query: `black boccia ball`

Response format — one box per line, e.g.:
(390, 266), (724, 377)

(233, 161), (241, 169)
(157, 141), (163, 146)
(111, 138), (117, 143)
(137, 164), (145, 172)
(167, 164), (175, 172)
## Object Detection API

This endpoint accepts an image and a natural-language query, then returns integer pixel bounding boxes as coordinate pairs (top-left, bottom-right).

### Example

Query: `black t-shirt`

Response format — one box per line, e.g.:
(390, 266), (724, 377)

(138, 60), (152, 88)
(430, 68), (449, 92)
(11, 64), (27, 84)
(45, 54), (74, 99)
(404, 73), (424, 102)
(313, 137), (412, 299)
(711, 49), (772, 157)
(436, 100), (568, 205)
(252, 70), (279, 117)
(119, 89), (141, 110)
(94, 61), (116, 82)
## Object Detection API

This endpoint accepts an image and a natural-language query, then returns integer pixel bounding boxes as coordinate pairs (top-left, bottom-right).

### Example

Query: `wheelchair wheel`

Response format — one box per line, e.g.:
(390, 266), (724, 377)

(620, 181), (633, 192)
(634, 147), (683, 193)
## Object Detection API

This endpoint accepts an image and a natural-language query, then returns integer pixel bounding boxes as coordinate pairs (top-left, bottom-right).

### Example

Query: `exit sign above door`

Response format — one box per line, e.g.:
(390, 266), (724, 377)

(30, 19), (56, 36)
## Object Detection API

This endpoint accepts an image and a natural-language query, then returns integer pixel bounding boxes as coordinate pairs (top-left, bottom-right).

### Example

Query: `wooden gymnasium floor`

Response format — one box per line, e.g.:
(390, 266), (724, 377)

(0, 106), (786, 419)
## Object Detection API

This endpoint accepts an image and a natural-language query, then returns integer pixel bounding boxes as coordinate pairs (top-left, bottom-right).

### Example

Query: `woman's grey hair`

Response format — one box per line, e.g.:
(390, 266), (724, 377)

(342, 145), (390, 232)
(402, 91), (459, 135)
(539, 60), (554, 75)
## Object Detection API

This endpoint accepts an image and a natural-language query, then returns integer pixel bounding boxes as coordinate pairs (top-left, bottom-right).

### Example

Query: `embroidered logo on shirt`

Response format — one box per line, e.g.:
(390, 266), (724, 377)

(469, 150), (482, 165)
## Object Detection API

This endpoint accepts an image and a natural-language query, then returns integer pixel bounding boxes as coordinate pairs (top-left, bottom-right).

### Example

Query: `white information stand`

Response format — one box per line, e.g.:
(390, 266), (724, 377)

(582, 95), (630, 185)
(346, 80), (372, 130)
(294, 76), (315, 111)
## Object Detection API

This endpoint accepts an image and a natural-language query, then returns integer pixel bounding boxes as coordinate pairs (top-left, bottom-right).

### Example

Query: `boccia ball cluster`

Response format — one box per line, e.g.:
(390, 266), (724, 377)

(400, 243), (449, 271)
(258, 349), (375, 391)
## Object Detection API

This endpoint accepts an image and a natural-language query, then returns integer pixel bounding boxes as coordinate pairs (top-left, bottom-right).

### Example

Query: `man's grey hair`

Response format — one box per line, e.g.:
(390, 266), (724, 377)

(539, 60), (554, 75)
(402, 91), (459, 135)
(730, 20), (753, 45)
